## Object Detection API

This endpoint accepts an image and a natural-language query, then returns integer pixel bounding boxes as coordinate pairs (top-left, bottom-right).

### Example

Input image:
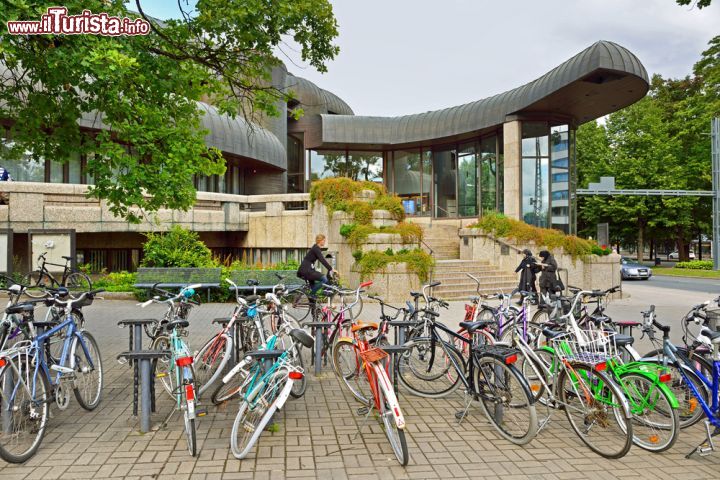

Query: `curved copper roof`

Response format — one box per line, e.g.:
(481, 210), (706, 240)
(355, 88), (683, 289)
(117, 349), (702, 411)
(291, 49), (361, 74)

(285, 73), (354, 116)
(316, 41), (649, 147)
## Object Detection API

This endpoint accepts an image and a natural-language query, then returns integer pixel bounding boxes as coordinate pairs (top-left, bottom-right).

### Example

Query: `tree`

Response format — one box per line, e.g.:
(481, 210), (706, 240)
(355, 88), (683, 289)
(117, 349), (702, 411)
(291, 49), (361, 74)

(676, 0), (713, 8)
(0, 1), (339, 221)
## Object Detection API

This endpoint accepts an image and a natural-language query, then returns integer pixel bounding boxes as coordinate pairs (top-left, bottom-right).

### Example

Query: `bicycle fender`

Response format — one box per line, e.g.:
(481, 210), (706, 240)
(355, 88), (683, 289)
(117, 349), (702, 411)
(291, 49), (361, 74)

(616, 367), (680, 409)
(222, 358), (250, 384)
(372, 363), (406, 429)
(275, 378), (295, 411)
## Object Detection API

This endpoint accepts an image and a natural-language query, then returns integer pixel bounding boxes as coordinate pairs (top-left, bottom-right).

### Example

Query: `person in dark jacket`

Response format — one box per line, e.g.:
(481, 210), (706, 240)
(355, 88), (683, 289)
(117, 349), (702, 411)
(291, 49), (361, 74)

(297, 234), (333, 295)
(515, 249), (538, 303)
(537, 250), (559, 297)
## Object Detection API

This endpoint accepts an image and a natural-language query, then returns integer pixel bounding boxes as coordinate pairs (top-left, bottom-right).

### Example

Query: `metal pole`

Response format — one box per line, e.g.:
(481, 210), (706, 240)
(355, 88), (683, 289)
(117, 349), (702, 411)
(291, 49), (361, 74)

(140, 359), (151, 433)
(712, 118), (720, 270)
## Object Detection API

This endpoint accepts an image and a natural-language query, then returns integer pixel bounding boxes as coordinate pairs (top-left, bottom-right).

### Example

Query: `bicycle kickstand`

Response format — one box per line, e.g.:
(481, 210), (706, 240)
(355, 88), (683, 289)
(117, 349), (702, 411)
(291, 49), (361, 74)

(157, 407), (179, 431)
(686, 421), (720, 459)
(454, 390), (474, 424)
(352, 403), (376, 442)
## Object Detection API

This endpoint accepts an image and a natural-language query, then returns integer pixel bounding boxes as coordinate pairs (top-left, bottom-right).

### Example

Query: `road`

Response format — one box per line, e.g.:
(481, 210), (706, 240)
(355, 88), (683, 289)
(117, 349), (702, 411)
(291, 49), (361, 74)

(636, 275), (720, 293)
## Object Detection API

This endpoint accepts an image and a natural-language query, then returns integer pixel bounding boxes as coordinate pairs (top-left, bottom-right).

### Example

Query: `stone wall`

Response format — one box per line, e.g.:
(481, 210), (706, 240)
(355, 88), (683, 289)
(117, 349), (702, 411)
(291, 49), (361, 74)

(459, 229), (622, 294)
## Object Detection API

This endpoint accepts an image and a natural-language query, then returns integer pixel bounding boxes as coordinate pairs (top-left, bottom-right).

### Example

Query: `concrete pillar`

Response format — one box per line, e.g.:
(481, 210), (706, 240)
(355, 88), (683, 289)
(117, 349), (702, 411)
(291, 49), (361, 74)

(503, 120), (522, 220)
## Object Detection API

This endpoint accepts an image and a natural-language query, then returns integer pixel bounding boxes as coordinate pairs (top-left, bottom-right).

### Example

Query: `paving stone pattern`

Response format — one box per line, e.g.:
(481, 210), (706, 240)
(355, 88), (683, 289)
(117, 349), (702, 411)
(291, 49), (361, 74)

(1, 300), (719, 479)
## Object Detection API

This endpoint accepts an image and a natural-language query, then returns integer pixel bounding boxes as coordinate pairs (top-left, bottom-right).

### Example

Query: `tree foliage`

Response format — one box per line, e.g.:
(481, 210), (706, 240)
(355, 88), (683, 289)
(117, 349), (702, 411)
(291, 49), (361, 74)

(676, 0), (713, 8)
(0, 1), (339, 221)
(577, 35), (718, 261)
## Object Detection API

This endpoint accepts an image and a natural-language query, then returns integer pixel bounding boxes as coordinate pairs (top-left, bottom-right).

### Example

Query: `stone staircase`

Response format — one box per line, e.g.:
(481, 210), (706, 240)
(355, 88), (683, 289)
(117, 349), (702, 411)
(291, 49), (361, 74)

(418, 222), (517, 299)
(431, 259), (517, 299)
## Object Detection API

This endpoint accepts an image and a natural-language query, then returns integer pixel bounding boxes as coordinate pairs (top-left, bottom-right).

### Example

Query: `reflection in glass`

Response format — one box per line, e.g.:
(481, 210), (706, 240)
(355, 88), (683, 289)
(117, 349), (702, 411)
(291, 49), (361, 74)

(348, 151), (383, 183)
(458, 142), (478, 217)
(393, 150), (428, 216)
(68, 153), (81, 184)
(480, 136), (497, 214)
(550, 127), (570, 232)
(433, 147), (457, 218)
(310, 150), (346, 181)
(287, 134), (304, 193)
(421, 151), (432, 216)
(521, 122), (550, 227)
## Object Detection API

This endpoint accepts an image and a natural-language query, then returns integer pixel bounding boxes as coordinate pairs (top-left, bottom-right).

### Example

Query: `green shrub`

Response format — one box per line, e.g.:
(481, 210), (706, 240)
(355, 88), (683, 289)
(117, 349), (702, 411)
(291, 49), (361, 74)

(352, 250), (363, 261)
(339, 223), (357, 238)
(310, 177), (405, 225)
(470, 212), (598, 260)
(141, 226), (216, 268)
(372, 195), (405, 222)
(384, 248), (394, 256)
(355, 248), (434, 281)
(93, 271), (138, 292)
(676, 260), (713, 270)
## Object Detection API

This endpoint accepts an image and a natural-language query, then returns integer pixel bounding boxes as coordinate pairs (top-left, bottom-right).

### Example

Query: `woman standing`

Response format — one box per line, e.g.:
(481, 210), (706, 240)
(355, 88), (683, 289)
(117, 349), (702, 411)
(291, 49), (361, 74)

(537, 250), (559, 297)
(297, 234), (334, 295)
(515, 249), (538, 302)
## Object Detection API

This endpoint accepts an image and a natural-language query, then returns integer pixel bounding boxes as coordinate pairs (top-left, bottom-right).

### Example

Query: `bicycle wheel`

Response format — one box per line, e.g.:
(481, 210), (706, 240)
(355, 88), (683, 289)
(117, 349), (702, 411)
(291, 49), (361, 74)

(64, 272), (92, 293)
(151, 335), (175, 397)
(518, 348), (555, 404)
(640, 360), (707, 429)
(332, 339), (372, 405)
(559, 362), (633, 459)
(230, 370), (288, 459)
(499, 321), (545, 349)
(0, 357), (50, 463)
(184, 415), (196, 457)
(286, 289), (312, 323)
(474, 356), (538, 445)
(195, 333), (232, 397)
(395, 337), (464, 398)
(22, 271), (52, 298)
(378, 372), (409, 466)
(287, 345), (306, 399)
(211, 361), (254, 405)
(617, 371), (679, 453)
(71, 332), (103, 410)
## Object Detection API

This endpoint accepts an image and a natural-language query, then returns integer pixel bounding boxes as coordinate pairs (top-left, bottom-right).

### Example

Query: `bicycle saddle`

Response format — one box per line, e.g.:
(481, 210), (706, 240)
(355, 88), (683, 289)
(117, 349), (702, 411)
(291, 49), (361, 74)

(61, 256), (73, 261)
(290, 328), (314, 349)
(5, 303), (35, 315)
(409, 291), (422, 299)
(246, 279), (259, 287)
(542, 328), (566, 339)
(246, 349), (283, 360)
(242, 295), (260, 303)
(700, 328), (720, 344)
(351, 322), (378, 333)
(459, 320), (494, 333)
(166, 319), (190, 330)
(613, 333), (635, 347)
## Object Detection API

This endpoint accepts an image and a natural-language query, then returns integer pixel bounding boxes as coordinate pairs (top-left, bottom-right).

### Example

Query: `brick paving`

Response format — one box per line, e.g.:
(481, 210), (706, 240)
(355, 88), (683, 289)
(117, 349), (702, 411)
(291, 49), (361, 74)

(1, 298), (719, 479)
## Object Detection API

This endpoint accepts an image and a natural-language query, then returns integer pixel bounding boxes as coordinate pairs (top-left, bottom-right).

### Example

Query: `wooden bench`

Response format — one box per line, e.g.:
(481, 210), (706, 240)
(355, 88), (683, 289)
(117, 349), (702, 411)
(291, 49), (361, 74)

(229, 269), (305, 292)
(134, 267), (222, 300)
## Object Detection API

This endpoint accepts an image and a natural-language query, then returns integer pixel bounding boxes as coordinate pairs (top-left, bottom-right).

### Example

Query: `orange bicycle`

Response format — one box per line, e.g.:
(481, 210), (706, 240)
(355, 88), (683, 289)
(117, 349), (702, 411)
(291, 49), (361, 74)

(332, 283), (409, 465)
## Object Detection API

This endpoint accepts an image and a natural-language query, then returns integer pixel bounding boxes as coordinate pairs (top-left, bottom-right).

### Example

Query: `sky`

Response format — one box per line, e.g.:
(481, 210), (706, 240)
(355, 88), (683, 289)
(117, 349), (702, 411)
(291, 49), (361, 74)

(131, 0), (720, 117)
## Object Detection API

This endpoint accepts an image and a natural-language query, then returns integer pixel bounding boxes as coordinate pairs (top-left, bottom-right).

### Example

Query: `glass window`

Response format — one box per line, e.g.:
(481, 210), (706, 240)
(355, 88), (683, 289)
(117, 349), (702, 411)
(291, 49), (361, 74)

(433, 147), (457, 218)
(49, 160), (64, 183)
(287, 134), (304, 193)
(457, 142), (478, 217)
(421, 151), (431, 216)
(480, 136), (497, 215)
(348, 151), (383, 183)
(551, 126), (570, 232)
(309, 150), (346, 180)
(68, 153), (81, 184)
(522, 122), (550, 227)
(497, 136), (504, 214)
(393, 150), (422, 215)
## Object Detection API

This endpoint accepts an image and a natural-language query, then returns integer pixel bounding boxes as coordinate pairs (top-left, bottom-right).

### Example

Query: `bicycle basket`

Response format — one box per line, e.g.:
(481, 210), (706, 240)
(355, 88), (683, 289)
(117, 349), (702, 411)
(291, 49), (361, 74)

(359, 347), (388, 363)
(550, 329), (617, 364)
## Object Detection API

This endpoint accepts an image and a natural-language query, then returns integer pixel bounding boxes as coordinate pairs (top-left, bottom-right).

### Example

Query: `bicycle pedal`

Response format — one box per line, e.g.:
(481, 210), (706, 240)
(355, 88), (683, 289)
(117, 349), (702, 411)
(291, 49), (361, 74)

(454, 410), (466, 420)
(50, 365), (74, 374)
(155, 372), (167, 378)
(357, 406), (370, 416)
(196, 408), (208, 417)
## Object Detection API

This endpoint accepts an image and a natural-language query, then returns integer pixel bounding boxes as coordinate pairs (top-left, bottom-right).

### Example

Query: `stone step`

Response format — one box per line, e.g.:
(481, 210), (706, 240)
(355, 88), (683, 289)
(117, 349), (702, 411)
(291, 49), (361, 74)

(432, 269), (503, 277)
(435, 259), (489, 265)
(432, 274), (516, 282)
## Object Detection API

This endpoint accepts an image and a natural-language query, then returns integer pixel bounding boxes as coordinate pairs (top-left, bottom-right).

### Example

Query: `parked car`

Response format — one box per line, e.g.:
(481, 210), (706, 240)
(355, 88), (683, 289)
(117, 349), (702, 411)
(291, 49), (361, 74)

(668, 251), (696, 260)
(620, 257), (652, 280)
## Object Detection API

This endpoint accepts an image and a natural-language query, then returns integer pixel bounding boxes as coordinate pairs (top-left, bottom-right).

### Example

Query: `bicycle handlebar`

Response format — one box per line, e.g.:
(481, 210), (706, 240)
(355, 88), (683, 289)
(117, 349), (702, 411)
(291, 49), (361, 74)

(52, 289), (105, 308)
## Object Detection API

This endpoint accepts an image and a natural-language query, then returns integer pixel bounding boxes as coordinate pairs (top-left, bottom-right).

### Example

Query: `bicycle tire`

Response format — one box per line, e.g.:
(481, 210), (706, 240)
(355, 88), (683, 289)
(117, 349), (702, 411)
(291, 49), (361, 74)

(616, 371), (679, 453)
(210, 361), (253, 405)
(0, 356), (50, 463)
(195, 333), (232, 397)
(152, 335), (196, 399)
(64, 272), (92, 293)
(395, 337), (464, 399)
(184, 415), (197, 457)
(638, 359), (708, 429)
(22, 271), (52, 298)
(499, 321), (545, 349)
(378, 371), (409, 466)
(474, 356), (538, 445)
(71, 332), (103, 410)
(288, 344), (306, 399)
(332, 339), (372, 405)
(559, 362), (633, 459)
(287, 289), (312, 323)
(518, 348), (555, 404)
(230, 370), (288, 459)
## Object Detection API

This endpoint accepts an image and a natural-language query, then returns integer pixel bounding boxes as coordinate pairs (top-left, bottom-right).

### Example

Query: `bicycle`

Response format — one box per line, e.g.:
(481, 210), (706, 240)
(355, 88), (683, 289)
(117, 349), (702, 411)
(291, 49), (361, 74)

(22, 252), (92, 299)
(142, 285), (204, 456)
(285, 272), (363, 324)
(394, 305), (538, 446)
(331, 285), (410, 465)
(230, 326), (314, 459)
(0, 288), (103, 463)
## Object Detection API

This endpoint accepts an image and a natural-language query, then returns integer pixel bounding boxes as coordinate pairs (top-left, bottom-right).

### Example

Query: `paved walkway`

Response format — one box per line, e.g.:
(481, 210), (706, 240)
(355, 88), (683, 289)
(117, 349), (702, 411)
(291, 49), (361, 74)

(1, 287), (720, 479)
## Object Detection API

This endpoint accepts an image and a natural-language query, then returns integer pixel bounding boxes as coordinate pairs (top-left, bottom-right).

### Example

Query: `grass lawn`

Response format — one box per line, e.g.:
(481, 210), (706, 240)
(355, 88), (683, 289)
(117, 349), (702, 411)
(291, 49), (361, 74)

(651, 267), (720, 279)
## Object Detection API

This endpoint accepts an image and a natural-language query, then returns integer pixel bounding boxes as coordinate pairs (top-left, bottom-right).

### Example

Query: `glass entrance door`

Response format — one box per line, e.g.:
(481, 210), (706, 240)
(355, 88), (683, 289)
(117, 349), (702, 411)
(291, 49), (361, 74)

(433, 147), (457, 218)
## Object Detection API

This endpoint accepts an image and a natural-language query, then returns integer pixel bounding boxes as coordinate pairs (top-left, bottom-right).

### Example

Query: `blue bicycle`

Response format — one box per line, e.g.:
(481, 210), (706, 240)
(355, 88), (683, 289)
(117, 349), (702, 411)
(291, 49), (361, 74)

(0, 288), (104, 463)
(643, 305), (720, 457)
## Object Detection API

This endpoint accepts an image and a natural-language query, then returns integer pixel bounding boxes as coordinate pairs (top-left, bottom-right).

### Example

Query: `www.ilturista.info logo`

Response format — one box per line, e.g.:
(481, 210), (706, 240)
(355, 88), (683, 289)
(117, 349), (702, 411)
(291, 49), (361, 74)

(6, 7), (151, 36)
